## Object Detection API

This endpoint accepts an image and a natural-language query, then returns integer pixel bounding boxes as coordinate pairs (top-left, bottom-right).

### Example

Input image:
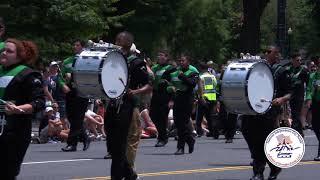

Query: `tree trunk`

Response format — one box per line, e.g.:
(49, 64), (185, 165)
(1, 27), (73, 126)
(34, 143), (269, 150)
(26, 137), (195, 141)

(240, 0), (269, 55)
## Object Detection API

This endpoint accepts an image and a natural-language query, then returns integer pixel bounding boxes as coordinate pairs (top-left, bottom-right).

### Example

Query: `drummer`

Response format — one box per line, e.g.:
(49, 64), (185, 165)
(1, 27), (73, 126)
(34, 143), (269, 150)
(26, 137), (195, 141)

(104, 31), (151, 180)
(61, 39), (91, 152)
(241, 46), (292, 180)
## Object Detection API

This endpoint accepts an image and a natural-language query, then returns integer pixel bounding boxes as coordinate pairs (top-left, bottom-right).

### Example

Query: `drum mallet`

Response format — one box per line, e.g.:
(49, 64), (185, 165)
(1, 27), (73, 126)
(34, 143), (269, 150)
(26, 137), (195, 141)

(119, 77), (126, 87)
(260, 98), (272, 103)
(0, 99), (25, 113)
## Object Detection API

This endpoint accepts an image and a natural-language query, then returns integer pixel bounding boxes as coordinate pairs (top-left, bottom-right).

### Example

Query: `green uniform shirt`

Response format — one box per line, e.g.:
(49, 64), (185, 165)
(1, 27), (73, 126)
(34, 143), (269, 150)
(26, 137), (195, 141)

(127, 55), (139, 107)
(306, 71), (320, 101)
(59, 56), (75, 86)
(167, 65), (199, 93)
(0, 65), (28, 98)
(151, 64), (173, 91)
(288, 66), (302, 82)
(0, 41), (5, 51)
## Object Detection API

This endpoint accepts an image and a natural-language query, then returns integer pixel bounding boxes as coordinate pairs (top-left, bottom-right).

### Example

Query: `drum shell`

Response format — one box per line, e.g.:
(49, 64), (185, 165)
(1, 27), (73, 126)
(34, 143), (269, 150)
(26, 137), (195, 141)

(221, 61), (274, 115)
(72, 57), (105, 98)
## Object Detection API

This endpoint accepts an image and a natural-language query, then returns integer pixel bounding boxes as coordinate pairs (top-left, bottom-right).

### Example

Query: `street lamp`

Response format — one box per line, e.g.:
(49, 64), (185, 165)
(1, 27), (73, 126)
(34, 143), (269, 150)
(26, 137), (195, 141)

(287, 27), (293, 58)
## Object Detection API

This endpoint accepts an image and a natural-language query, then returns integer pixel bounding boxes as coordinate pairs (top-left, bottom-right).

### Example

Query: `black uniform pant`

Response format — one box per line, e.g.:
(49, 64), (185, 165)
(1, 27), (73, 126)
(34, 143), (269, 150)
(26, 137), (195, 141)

(224, 112), (238, 140)
(312, 100), (320, 155)
(241, 114), (279, 174)
(290, 98), (304, 136)
(173, 93), (194, 149)
(218, 103), (238, 139)
(196, 100), (218, 136)
(150, 91), (170, 142)
(104, 100), (136, 180)
(66, 90), (89, 146)
(0, 130), (30, 179)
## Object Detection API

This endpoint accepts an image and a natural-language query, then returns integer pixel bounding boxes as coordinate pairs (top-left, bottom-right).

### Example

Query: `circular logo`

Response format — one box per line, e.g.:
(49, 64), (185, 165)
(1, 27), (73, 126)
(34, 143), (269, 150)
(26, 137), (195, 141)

(264, 127), (305, 168)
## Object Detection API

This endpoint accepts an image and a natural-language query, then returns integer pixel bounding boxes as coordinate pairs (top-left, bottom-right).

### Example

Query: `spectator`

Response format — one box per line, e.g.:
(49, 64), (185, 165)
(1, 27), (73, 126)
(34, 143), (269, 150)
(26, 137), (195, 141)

(140, 109), (158, 138)
(84, 109), (105, 139)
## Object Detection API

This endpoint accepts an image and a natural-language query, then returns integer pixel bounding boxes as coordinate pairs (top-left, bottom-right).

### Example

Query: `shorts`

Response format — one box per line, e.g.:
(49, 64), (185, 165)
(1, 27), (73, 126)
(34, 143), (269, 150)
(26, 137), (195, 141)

(56, 100), (66, 119)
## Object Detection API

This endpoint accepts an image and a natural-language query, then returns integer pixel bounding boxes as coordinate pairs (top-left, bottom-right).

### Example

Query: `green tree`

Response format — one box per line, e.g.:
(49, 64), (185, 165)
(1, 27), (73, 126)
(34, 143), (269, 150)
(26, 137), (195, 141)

(111, 0), (185, 57)
(0, 0), (127, 61)
(169, 0), (237, 64)
(261, 0), (320, 56)
(240, 0), (270, 54)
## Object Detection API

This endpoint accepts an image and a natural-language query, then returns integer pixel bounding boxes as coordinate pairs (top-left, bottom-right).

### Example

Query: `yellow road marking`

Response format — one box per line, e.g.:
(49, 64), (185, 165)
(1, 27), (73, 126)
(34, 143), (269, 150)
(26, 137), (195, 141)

(70, 160), (320, 180)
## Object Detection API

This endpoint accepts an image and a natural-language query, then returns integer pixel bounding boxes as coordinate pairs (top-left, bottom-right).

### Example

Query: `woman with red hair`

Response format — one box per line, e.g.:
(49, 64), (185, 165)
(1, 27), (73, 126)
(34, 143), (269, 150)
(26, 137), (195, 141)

(0, 38), (45, 179)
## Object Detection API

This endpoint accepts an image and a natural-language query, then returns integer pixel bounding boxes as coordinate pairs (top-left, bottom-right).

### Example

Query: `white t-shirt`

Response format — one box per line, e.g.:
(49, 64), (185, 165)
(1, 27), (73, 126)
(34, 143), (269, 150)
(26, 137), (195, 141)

(85, 110), (97, 117)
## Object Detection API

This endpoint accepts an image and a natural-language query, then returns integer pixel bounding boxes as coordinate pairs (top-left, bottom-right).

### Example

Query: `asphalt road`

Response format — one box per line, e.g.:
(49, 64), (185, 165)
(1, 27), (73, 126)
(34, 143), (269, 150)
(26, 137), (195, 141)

(20, 130), (320, 180)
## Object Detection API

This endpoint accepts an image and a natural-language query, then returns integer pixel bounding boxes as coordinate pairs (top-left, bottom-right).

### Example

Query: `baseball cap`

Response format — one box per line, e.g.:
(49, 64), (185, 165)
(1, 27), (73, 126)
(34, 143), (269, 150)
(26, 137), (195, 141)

(45, 107), (54, 113)
(207, 61), (214, 65)
(50, 61), (59, 66)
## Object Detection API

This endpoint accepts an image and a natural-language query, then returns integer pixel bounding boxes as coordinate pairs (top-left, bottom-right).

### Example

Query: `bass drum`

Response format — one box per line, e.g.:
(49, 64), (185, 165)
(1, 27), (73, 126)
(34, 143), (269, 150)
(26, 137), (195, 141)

(72, 49), (128, 99)
(221, 60), (274, 115)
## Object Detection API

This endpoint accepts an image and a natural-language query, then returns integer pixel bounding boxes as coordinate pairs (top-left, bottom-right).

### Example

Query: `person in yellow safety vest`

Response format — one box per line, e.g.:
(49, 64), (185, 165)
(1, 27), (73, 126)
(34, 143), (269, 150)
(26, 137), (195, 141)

(196, 63), (219, 138)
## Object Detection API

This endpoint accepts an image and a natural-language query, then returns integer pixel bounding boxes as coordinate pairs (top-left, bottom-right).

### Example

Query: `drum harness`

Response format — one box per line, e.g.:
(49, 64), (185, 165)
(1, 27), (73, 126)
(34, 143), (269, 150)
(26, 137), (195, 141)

(113, 56), (134, 114)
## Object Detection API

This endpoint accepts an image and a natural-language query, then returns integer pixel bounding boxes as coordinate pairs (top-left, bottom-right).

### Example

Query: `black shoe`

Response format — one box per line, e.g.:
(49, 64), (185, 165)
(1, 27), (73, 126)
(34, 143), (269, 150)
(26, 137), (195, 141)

(250, 174), (264, 180)
(187, 138), (195, 153)
(103, 153), (112, 159)
(250, 161), (254, 166)
(225, 139), (233, 143)
(314, 156), (320, 161)
(124, 172), (139, 180)
(196, 130), (204, 137)
(61, 145), (77, 152)
(213, 132), (219, 139)
(268, 167), (281, 180)
(83, 136), (91, 151)
(206, 132), (213, 137)
(155, 140), (168, 147)
(174, 148), (184, 155)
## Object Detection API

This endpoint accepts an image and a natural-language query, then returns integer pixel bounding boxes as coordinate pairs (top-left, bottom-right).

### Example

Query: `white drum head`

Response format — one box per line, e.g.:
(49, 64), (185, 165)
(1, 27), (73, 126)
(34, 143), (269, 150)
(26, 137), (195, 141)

(247, 63), (274, 113)
(101, 51), (128, 99)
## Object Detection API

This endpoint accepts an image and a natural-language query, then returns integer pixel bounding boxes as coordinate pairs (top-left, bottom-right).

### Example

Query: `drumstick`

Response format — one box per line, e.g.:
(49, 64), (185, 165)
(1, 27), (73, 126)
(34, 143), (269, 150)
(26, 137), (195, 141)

(118, 77), (126, 87)
(0, 99), (25, 113)
(260, 98), (272, 103)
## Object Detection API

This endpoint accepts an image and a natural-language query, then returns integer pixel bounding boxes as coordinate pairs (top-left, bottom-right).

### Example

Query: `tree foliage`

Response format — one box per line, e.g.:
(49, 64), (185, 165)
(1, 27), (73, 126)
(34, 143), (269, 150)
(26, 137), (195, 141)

(261, 0), (320, 56)
(0, 0), (318, 64)
(0, 0), (127, 61)
(168, 0), (241, 63)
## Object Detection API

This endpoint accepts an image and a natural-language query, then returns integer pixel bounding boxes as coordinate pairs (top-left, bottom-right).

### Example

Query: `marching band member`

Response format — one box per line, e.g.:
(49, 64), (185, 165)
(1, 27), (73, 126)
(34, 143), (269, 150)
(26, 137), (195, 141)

(306, 63), (320, 161)
(104, 31), (151, 180)
(241, 46), (292, 180)
(61, 40), (91, 152)
(287, 53), (309, 136)
(150, 49), (174, 147)
(165, 54), (199, 155)
(0, 38), (45, 179)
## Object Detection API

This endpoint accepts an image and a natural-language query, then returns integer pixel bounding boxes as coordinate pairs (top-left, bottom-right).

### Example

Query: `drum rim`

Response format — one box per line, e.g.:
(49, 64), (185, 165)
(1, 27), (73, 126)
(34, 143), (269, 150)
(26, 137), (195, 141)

(244, 61), (275, 115)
